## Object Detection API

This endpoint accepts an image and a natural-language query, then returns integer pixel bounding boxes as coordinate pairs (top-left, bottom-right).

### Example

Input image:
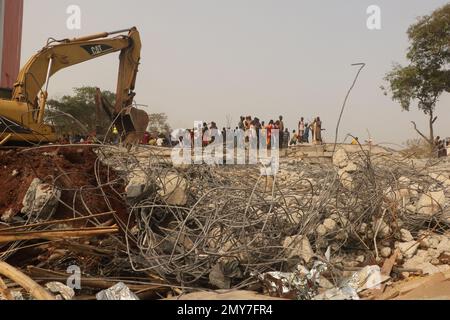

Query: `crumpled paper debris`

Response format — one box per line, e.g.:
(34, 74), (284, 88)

(96, 282), (139, 300)
(259, 261), (328, 300)
(314, 265), (388, 300)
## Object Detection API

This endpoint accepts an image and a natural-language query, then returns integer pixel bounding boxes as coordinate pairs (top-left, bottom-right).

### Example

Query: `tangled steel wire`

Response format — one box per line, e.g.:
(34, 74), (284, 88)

(114, 145), (450, 289)
(1, 143), (449, 294)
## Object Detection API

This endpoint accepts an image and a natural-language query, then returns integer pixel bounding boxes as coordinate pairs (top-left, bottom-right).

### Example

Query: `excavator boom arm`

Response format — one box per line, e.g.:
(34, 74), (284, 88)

(12, 27), (141, 116)
(0, 27), (145, 145)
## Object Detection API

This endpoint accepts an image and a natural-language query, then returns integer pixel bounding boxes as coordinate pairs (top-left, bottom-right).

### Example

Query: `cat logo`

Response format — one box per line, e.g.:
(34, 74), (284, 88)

(81, 44), (114, 56)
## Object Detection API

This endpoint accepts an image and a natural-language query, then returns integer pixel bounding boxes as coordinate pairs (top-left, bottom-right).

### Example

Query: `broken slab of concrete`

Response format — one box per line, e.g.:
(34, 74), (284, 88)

(157, 173), (188, 206)
(21, 178), (61, 219)
(396, 241), (420, 259)
(416, 190), (446, 216)
(125, 170), (149, 198)
(373, 270), (450, 300)
(282, 235), (315, 263)
(333, 149), (349, 169)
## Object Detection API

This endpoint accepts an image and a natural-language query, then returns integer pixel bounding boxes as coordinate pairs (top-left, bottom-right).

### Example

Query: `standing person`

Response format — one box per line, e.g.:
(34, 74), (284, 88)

(260, 121), (266, 146)
(290, 130), (298, 146)
(310, 119), (316, 143)
(446, 139), (450, 157)
(202, 122), (210, 146)
(142, 131), (150, 145)
(313, 117), (323, 144)
(303, 123), (310, 143)
(274, 120), (281, 149)
(246, 116), (252, 130)
(266, 120), (274, 148)
(298, 117), (305, 143)
(242, 116), (249, 144)
(238, 117), (245, 130)
(283, 128), (290, 149)
(438, 138), (446, 158)
(253, 117), (261, 148)
(190, 128), (195, 147)
(433, 136), (441, 157)
(434, 136), (441, 153)
(279, 116), (285, 148)
(222, 127), (227, 143)
(210, 122), (218, 144)
(112, 126), (119, 144)
(156, 135), (164, 147)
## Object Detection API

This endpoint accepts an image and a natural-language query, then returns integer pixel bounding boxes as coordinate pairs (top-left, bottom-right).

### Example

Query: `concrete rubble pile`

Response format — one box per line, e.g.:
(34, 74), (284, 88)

(96, 145), (450, 300)
(0, 144), (450, 300)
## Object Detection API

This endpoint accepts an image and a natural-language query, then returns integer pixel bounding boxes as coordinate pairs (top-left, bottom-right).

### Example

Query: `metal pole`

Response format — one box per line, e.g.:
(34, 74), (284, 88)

(332, 63), (366, 154)
(44, 57), (53, 93)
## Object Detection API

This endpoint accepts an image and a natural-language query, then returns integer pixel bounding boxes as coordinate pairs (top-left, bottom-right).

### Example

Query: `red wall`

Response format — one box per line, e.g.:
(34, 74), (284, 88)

(1, 0), (23, 89)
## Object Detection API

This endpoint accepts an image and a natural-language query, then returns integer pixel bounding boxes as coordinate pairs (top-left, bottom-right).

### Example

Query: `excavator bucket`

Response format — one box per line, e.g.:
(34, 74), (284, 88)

(95, 88), (149, 144)
(116, 106), (149, 144)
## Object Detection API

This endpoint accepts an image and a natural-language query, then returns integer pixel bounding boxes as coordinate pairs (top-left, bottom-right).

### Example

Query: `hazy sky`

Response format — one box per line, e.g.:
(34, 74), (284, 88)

(21, 0), (450, 146)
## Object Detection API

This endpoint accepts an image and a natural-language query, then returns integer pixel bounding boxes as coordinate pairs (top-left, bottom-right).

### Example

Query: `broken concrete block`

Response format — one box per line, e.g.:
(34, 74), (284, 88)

(96, 282), (139, 300)
(333, 149), (349, 169)
(358, 223), (368, 234)
(1, 209), (14, 222)
(344, 162), (358, 173)
(21, 178), (61, 219)
(283, 235), (315, 263)
(398, 176), (411, 186)
(385, 186), (411, 205)
(436, 237), (450, 256)
(125, 170), (149, 198)
(209, 263), (231, 289)
(402, 250), (449, 275)
(429, 173), (450, 188)
(400, 229), (414, 242)
(45, 282), (75, 300)
(426, 248), (441, 260)
(397, 241), (420, 259)
(416, 191), (446, 216)
(316, 224), (327, 237)
(380, 247), (392, 258)
(337, 169), (353, 189)
(436, 265), (450, 273)
(418, 231), (441, 249)
(318, 276), (334, 290)
(373, 219), (391, 239)
(323, 218), (337, 232)
(157, 173), (188, 206)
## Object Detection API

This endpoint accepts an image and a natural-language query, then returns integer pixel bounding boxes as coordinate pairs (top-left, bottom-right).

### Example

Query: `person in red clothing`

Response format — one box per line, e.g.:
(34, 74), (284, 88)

(266, 120), (274, 148)
(141, 131), (150, 144)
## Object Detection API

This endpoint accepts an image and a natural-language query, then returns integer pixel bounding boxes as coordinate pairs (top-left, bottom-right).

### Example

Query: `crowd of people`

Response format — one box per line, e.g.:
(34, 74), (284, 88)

(57, 120), (450, 160)
(435, 136), (450, 158)
(180, 115), (325, 149)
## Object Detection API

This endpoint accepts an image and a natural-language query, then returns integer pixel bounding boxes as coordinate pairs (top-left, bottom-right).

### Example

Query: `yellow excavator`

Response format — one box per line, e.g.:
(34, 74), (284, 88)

(0, 27), (149, 145)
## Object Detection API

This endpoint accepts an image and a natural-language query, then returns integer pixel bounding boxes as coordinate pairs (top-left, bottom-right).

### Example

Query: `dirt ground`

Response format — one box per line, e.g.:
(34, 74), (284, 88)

(0, 146), (127, 225)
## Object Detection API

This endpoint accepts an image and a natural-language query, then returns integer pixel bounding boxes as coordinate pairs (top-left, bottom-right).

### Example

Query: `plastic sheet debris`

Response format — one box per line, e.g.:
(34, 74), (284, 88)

(259, 261), (328, 300)
(314, 265), (389, 300)
(96, 282), (139, 300)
